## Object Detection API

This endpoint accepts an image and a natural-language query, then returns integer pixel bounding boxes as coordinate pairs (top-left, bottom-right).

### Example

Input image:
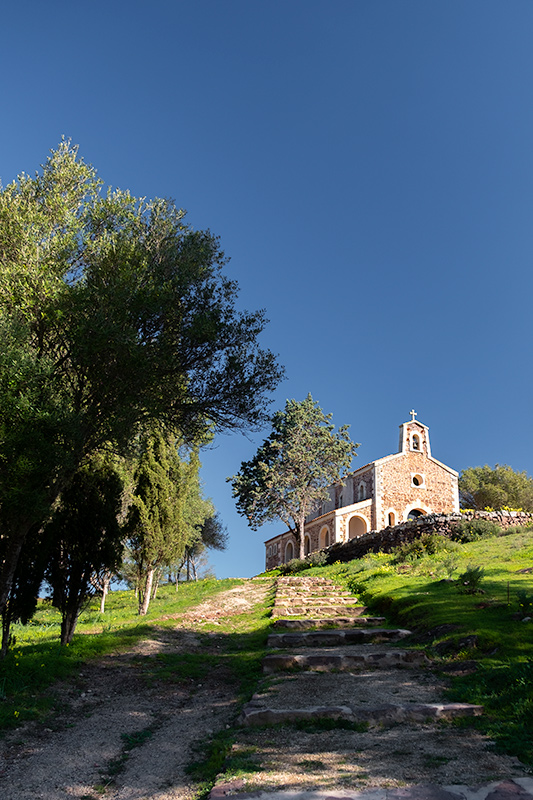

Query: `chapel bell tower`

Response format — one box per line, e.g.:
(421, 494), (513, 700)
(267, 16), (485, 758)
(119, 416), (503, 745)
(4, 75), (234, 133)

(398, 409), (431, 457)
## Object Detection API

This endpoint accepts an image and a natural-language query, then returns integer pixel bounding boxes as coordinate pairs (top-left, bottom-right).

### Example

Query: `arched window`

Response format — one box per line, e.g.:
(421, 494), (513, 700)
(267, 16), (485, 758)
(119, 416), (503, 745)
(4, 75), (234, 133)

(411, 434), (420, 451)
(358, 482), (366, 501)
(304, 535), (311, 556)
(285, 541), (294, 562)
(388, 511), (396, 527)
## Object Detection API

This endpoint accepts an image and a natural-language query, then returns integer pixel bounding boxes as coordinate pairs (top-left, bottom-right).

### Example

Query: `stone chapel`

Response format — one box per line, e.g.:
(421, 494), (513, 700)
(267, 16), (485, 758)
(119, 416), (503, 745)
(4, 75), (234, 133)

(264, 412), (459, 570)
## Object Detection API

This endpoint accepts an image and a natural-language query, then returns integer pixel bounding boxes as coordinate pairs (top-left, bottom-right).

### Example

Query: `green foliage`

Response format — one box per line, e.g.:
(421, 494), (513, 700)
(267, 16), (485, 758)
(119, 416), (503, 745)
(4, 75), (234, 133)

(125, 425), (217, 612)
(392, 532), (457, 563)
(0, 141), (282, 650)
(229, 394), (358, 558)
(277, 551), (328, 575)
(459, 464), (533, 512)
(456, 564), (485, 594)
(450, 518), (502, 543)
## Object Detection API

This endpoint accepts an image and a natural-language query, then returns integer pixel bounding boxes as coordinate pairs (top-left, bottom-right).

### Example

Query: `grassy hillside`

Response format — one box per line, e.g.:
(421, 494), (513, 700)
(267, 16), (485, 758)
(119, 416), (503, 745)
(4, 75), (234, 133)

(294, 526), (533, 766)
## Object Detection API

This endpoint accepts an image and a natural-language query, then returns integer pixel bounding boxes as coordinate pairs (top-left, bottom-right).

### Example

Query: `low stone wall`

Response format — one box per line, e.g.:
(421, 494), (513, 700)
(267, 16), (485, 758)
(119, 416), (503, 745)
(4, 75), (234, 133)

(325, 510), (533, 564)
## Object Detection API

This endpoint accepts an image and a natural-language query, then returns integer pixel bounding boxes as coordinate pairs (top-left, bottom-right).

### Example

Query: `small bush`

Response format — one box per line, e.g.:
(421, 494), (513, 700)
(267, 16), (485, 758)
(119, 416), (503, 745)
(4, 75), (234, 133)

(450, 518), (502, 543)
(439, 553), (460, 579)
(278, 550), (328, 575)
(456, 564), (485, 594)
(392, 532), (455, 563)
(517, 589), (533, 616)
(305, 551), (328, 568)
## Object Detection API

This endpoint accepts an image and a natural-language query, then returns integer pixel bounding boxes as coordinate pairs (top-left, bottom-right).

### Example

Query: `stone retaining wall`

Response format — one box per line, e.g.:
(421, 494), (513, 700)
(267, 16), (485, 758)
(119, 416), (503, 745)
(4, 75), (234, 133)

(325, 510), (533, 564)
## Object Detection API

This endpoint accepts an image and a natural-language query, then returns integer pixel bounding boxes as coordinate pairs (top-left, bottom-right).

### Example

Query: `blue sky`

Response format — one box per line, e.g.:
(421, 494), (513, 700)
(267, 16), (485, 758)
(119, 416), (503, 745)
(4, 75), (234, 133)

(2, 1), (533, 577)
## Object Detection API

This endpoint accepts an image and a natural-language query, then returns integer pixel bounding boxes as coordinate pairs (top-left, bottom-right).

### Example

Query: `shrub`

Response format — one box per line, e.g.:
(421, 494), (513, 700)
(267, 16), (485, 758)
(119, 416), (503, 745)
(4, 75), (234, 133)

(392, 533), (456, 563)
(456, 564), (485, 594)
(278, 550), (329, 575)
(305, 551), (328, 568)
(439, 553), (460, 579)
(517, 589), (533, 616)
(450, 518), (502, 543)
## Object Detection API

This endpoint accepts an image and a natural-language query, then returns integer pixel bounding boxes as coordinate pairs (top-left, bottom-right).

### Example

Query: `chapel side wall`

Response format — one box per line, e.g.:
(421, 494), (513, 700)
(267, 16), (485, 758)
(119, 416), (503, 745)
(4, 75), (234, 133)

(378, 451), (457, 528)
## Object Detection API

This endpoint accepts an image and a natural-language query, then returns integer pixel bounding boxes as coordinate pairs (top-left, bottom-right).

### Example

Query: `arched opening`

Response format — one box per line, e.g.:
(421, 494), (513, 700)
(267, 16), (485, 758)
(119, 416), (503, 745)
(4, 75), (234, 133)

(348, 515), (367, 539)
(304, 535), (311, 556)
(285, 541), (294, 562)
(412, 434), (420, 451)
(407, 508), (425, 520)
(388, 511), (396, 527)
(319, 527), (330, 549)
(358, 482), (366, 501)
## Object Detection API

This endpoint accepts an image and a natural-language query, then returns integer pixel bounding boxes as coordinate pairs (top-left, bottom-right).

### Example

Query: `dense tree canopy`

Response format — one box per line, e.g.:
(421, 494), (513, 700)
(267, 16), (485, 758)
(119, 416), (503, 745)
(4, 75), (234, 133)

(459, 464), (533, 511)
(0, 141), (282, 648)
(229, 395), (358, 559)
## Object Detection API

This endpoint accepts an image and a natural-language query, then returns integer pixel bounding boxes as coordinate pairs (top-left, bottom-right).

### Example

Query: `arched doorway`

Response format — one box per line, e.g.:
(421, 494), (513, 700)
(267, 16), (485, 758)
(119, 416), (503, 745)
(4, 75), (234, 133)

(348, 515), (367, 539)
(407, 508), (425, 520)
(285, 541), (294, 562)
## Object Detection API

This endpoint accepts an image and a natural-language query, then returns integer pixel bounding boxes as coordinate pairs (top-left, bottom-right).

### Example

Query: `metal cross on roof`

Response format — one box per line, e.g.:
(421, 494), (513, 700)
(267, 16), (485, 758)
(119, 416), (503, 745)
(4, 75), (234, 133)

(410, 409), (417, 421)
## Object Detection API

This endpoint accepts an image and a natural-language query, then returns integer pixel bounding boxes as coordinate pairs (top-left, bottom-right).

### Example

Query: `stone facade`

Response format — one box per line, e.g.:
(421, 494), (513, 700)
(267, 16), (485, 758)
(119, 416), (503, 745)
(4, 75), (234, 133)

(264, 413), (459, 570)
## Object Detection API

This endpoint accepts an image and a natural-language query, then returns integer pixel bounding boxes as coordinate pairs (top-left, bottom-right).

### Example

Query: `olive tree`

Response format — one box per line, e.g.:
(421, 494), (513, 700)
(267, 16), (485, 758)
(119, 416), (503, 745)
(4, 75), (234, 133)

(229, 395), (358, 559)
(459, 464), (533, 511)
(0, 141), (283, 652)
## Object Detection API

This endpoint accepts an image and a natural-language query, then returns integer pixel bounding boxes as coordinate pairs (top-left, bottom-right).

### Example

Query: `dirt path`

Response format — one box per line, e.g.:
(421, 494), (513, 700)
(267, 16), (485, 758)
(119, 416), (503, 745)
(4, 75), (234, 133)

(0, 581), (271, 800)
(1, 577), (530, 800)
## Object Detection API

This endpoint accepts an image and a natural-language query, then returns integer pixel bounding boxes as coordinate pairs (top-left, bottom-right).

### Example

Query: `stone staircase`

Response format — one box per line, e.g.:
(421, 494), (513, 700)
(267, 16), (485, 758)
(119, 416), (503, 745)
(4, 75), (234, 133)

(241, 575), (483, 727)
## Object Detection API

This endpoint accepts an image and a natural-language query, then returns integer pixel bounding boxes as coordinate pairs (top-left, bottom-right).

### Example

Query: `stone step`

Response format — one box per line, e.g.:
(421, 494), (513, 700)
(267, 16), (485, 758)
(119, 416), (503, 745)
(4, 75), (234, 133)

(240, 701), (483, 727)
(272, 604), (366, 616)
(278, 577), (332, 583)
(267, 628), (412, 648)
(275, 593), (357, 602)
(277, 583), (351, 594)
(263, 649), (429, 672)
(271, 616), (385, 630)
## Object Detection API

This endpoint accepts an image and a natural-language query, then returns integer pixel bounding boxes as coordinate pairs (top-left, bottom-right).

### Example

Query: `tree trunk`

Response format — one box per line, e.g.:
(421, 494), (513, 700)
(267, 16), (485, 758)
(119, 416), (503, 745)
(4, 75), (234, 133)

(299, 515), (306, 560)
(1, 605), (13, 659)
(0, 522), (31, 616)
(138, 567), (154, 615)
(61, 607), (79, 646)
(0, 522), (33, 658)
(99, 576), (110, 613)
